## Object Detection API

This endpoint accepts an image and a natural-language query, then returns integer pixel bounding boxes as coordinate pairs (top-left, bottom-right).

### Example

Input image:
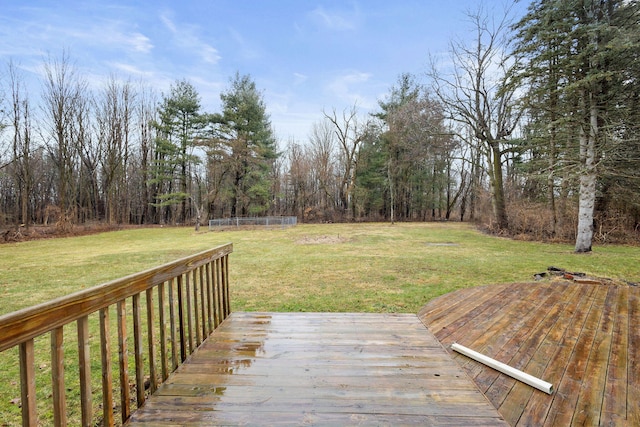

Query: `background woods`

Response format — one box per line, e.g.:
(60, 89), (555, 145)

(0, 1), (639, 250)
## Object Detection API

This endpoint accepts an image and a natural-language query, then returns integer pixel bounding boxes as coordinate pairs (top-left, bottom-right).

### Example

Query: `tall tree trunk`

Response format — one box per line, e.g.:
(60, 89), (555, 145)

(575, 98), (598, 252)
(488, 143), (508, 230)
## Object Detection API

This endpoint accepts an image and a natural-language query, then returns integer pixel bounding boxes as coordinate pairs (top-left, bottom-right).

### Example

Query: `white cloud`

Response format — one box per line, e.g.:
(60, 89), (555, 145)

(159, 13), (178, 33)
(309, 6), (358, 31)
(159, 11), (221, 65)
(96, 28), (154, 54)
(128, 32), (154, 53)
(228, 27), (261, 60)
(326, 71), (375, 107)
(293, 73), (308, 85)
(108, 62), (152, 77)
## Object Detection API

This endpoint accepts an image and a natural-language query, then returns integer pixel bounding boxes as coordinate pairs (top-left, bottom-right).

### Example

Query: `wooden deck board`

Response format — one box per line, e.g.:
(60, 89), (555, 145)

(418, 281), (640, 426)
(126, 312), (507, 426)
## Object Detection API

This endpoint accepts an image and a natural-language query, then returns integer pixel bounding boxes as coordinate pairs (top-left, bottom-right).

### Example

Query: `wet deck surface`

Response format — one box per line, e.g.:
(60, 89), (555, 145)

(418, 281), (640, 426)
(126, 312), (507, 426)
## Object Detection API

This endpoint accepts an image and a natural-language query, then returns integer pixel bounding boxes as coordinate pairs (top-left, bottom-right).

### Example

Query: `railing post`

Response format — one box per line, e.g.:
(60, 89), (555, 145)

(132, 294), (145, 407)
(223, 254), (230, 317)
(193, 270), (201, 347)
(77, 316), (92, 427)
(145, 288), (158, 393)
(205, 263), (214, 333)
(99, 307), (114, 426)
(199, 266), (207, 339)
(177, 275), (187, 362)
(168, 278), (179, 370)
(158, 282), (169, 381)
(116, 300), (131, 424)
(51, 327), (66, 427)
(214, 258), (222, 326)
(185, 273), (194, 354)
(19, 339), (37, 427)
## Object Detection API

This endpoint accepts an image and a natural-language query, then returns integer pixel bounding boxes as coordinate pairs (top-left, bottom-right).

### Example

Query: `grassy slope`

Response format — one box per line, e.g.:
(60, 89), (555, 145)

(0, 222), (638, 425)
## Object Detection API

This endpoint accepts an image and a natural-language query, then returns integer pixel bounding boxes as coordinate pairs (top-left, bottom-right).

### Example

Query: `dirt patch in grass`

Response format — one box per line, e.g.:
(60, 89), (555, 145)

(425, 242), (460, 246)
(296, 235), (349, 245)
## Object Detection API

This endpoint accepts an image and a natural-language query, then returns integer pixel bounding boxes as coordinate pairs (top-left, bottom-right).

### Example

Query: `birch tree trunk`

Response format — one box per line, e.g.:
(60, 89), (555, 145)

(574, 98), (598, 253)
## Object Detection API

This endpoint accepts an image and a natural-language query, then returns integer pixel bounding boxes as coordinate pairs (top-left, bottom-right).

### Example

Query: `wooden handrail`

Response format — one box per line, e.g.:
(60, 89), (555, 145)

(0, 243), (233, 427)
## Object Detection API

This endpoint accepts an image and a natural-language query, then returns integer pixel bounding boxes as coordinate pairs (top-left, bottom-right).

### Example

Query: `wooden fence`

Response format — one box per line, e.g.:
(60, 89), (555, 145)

(0, 243), (233, 426)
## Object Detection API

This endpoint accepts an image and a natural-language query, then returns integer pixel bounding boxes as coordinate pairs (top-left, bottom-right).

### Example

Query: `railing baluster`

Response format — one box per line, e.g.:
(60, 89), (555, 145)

(211, 260), (218, 328)
(186, 273), (194, 354)
(99, 307), (114, 427)
(116, 300), (130, 424)
(51, 327), (66, 427)
(215, 258), (223, 326)
(77, 316), (92, 427)
(132, 294), (145, 407)
(158, 282), (169, 381)
(177, 275), (186, 362)
(221, 256), (227, 319)
(193, 270), (201, 347)
(145, 288), (158, 393)
(19, 339), (37, 427)
(168, 278), (179, 369)
(199, 266), (207, 338)
(223, 255), (230, 317)
(205, 262), (213, 334)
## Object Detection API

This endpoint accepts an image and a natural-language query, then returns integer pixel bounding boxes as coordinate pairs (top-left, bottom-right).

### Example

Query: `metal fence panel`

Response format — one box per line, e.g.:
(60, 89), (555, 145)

(209, 216), (297, 229)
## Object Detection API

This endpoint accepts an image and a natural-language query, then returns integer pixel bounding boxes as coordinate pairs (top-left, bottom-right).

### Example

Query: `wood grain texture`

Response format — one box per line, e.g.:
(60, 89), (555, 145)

(99, 307), (114, 427)
(51, 327), (66, 427)
(77, 316), (92, 427)
(117, 300), (131, 424)
(126, 312), (508, 426)
(19, 339), (36, 427)
(419, 281), (639, 426)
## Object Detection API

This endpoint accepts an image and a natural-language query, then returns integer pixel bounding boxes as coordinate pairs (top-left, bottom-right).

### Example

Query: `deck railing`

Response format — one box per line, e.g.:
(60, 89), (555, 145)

(0, 243), (233, 427)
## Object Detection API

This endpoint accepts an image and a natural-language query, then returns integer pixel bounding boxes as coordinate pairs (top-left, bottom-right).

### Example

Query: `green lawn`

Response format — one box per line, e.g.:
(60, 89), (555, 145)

(0, 222), (638, 426)
(1, 222), (637, 315)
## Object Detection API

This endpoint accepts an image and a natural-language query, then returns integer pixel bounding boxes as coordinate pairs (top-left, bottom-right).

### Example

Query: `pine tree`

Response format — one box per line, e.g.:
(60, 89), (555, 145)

(212, 73), (278, 217)
(152, 79), (204, 224)
(514, 0), (640, 251)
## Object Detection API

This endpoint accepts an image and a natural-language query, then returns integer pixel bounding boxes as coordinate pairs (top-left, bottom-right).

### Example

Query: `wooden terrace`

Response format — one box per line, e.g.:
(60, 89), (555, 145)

(126, 312), (506, 425)
(419, 280), (640, 426)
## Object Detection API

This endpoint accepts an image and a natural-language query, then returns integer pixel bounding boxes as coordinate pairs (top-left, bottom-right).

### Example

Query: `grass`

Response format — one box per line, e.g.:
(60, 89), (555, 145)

(1, 222), (639, 315)
(0, 222), (638, 425)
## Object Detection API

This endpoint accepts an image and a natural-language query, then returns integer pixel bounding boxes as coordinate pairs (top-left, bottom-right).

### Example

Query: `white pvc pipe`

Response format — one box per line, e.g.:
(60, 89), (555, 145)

(451, 342), (554, 395)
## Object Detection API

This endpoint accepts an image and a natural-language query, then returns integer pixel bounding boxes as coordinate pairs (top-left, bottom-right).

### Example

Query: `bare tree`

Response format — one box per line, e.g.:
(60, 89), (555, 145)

(7, 61), (34, 229)
(285, 141), (311, 219)
(134, 83), (158, 224)
(324, 105), (369, 220)
(308, 119), (337, 216)
(96, 76), (134, 224)
(428, 7), (521, 231)
(42, 51), (87, 229)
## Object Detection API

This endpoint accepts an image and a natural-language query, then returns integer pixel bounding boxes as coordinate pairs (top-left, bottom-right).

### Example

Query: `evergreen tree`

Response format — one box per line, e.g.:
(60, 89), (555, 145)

(369, 74), (458, 222)
(212, 73), (278, 217)
(514, 0), (640, 251)
(152, 79), (204, 224)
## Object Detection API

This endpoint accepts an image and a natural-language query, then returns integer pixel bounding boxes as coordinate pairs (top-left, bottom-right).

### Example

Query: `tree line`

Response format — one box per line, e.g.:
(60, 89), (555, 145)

(1, 0), (639, 252)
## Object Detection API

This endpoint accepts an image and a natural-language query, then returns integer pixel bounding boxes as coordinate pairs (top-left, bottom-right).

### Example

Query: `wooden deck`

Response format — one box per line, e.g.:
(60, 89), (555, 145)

(418, 280), (640, 426)
(126, 312), (507, 426)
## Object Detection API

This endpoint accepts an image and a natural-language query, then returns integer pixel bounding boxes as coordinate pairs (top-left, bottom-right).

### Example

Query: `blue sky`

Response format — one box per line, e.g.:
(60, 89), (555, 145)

(1, 1), (530, 143)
